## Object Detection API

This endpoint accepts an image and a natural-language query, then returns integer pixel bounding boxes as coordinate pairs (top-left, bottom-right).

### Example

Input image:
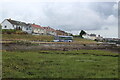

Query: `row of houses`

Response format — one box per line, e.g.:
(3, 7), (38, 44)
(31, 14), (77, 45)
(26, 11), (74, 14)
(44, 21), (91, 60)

(1, 19), (70, 36)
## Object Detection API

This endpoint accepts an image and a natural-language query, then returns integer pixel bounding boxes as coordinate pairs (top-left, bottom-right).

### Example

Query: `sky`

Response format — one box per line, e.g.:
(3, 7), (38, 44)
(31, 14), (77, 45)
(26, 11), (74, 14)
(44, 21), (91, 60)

(0, 0), (119, 38)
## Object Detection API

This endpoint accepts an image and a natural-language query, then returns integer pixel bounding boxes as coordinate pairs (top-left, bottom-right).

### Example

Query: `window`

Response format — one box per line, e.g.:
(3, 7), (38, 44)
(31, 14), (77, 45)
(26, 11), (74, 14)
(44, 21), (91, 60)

(26, 28), (29, 30)
(4, 26), (7, 28)
(18, 27), (21, 30)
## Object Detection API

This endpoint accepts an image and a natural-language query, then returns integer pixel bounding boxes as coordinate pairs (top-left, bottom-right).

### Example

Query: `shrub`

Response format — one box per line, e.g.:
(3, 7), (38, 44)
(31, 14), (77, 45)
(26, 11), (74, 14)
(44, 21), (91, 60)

(15, 30), (28, 34)
(94, 39), (98, 42)
(14, 41), (32, 45)
(83, 44), (86, 46)
(2, 29), (28, 34)
(2, 29), (16, 34)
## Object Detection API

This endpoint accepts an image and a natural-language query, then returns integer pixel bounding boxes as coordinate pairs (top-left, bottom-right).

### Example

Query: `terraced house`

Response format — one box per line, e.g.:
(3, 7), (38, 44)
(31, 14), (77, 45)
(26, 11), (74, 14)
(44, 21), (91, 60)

(43, 26), (56, 36)
(31, 24), (46, 35)
(56, 30), (69, 36)
(1, 19), (57, 36)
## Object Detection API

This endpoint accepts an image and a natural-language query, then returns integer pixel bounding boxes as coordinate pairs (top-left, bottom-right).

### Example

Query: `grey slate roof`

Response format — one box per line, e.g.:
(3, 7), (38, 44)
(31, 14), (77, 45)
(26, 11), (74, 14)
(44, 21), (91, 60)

(7, 19), (29, 26)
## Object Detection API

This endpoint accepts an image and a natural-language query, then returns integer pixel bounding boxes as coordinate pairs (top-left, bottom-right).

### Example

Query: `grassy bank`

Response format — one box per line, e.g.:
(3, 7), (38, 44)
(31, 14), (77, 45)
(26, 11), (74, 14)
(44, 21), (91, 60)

(2, 34), (96, 44)
(2, 50), (118, 78)
(73, 37), (96, 44)
(2, 34), (54, 42)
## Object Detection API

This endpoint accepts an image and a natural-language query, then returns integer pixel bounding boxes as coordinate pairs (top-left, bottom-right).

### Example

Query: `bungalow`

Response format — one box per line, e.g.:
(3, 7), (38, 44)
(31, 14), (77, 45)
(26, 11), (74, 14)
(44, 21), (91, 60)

(1, 19), (32, 34)
(83, 34), (97, 40)
(56, 30), (69, 36)
(43, 26), (56, 36)
(31, 24), (46, 35)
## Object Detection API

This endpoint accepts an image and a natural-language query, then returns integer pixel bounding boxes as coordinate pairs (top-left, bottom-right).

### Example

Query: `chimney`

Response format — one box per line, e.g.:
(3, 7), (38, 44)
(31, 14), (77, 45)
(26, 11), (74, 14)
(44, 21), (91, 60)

(9, 18), (11, 20)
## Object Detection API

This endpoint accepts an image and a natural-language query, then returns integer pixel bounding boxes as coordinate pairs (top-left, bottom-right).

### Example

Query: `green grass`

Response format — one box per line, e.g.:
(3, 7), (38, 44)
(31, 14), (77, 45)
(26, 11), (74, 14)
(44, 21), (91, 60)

(73, 37), (96, 43)
(2, 50), (118, 78)
(2, 34), (96, 44)
(2, 34), (54, 42)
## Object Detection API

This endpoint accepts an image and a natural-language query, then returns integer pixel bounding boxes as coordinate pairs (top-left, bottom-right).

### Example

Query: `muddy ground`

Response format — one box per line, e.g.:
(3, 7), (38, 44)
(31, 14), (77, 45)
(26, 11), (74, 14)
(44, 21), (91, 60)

(1, 43), (120, 53)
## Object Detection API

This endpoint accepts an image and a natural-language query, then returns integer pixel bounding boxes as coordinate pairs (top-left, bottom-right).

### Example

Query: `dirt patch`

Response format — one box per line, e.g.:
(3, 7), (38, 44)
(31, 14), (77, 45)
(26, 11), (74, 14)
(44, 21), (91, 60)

(1, 43), (119, 53)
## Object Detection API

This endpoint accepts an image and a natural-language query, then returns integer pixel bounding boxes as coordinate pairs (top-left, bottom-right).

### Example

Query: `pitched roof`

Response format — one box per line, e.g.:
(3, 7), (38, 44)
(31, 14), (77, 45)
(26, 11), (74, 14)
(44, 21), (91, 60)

(43, 26), (56, 32)
(7, 19), (28, 26)
(89, 34), (96, 36)
(31, 24), (44, 29)
(56, 30), (68, 35)
(56, 30), (67, 33)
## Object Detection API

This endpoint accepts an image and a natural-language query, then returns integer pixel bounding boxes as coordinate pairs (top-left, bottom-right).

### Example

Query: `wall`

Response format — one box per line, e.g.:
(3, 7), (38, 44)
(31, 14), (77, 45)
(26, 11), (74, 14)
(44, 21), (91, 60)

(22, 26), (32, 34)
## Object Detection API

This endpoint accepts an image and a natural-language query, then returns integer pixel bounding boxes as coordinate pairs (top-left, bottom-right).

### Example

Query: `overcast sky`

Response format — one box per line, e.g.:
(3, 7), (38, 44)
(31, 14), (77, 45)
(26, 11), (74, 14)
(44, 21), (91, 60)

(0, 0), (118, 38)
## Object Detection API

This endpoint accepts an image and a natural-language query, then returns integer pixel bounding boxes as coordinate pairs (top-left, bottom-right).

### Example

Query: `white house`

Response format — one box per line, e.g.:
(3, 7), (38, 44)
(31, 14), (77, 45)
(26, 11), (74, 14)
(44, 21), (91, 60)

(31, 24), (46, 35)
(1, 19), (32, 34)
(43, 26), (56, 36)
(1, 19), (14, 29)
(83, 34), (97, 40)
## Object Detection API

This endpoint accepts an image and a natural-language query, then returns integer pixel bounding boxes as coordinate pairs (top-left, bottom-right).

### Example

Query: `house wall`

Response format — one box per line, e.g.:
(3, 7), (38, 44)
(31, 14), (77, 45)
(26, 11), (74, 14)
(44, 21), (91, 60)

(50, 31), (56, 36)
(32, 27), (46, 34)
(22, 26), (32, 34)
(39, 29), (45, 34)
(46, 31), (56, 36)
(42, 29), (46, 35)
(89, 36), (97, 40)
(1, 19), (14, 29)
(83, 34), (97, 40)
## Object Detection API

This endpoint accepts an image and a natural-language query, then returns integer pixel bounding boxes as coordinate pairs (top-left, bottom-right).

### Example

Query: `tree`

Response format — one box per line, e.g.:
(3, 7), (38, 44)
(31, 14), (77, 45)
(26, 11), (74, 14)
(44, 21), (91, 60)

(79, 30), (86, 38)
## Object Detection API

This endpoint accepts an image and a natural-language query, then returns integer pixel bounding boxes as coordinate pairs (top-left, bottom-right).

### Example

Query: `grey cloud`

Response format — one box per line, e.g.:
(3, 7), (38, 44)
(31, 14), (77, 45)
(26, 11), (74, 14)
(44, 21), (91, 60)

(39, 2), (116, 31)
